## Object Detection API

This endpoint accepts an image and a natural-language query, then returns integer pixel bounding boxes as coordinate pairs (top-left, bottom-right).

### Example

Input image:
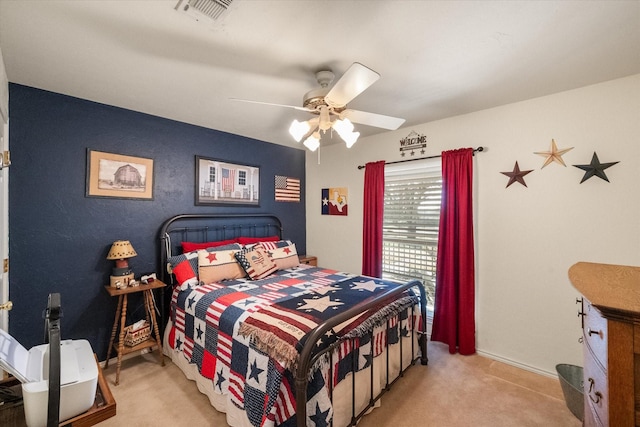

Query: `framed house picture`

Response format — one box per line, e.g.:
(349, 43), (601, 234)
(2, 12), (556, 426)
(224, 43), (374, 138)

(195, 156), (260, 206)
(86, 149), (154, 200)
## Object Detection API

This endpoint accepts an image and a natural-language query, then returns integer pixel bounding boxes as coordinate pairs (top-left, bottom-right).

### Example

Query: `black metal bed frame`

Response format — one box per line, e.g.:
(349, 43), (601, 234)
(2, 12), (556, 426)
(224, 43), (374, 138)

(158, 213), (428, 427)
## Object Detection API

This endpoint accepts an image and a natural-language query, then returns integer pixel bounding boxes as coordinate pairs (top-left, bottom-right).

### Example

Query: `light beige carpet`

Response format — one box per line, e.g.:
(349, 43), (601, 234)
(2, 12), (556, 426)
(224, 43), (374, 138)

(100, 342), (580, 427)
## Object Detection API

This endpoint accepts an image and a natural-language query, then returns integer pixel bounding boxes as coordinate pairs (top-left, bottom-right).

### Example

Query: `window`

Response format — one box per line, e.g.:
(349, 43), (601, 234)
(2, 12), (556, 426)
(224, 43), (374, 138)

(208, 166), (216, 183)
(382, 159), (442, 314)
(238, 170), (246, 186)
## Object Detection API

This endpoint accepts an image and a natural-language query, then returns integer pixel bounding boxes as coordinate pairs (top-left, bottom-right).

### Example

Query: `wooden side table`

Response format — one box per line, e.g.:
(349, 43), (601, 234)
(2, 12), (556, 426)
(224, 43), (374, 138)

(299, 255), (317, 266)
(104, 280), (165, 385)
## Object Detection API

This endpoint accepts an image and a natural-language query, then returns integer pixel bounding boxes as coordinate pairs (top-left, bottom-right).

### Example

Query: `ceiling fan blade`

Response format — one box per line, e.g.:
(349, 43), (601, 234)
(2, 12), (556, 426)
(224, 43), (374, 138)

(229, 98), (313, 113)
(341, 109), (405, 130)
(325, 63), (380, 108)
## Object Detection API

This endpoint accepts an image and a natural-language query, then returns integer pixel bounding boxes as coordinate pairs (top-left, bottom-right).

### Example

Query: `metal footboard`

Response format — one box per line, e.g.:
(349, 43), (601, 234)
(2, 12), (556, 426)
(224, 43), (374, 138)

(295, 279), (428, 427)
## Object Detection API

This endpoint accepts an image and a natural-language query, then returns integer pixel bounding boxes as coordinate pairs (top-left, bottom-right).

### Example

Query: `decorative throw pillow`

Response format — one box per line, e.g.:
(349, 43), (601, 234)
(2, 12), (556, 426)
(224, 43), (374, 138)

(167, 251), (199, 290)
(236, 235), (280, 245)
(257, 239), (292, 250)
(181, 239), (237, 253)
(266, 243), (300, 270)
(235, 245), (278, 280)
(167, 243), (242, 290)
(198, 247), (246, 284)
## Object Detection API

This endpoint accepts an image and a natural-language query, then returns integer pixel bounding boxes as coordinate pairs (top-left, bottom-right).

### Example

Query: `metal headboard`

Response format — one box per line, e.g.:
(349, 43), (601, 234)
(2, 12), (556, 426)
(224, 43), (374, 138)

(156, 214), (283, 331)
(158, 213), (283, 282)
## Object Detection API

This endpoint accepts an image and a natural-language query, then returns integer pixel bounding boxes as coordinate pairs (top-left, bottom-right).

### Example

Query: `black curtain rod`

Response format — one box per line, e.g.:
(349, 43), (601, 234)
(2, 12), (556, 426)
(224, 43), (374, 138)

(357, 146), (484, 170)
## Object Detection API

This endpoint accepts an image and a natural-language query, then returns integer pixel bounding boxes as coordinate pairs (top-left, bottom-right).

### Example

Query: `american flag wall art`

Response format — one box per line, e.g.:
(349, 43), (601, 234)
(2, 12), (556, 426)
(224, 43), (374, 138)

(195, 157), (259, 206)
(275, 175), (300, 202)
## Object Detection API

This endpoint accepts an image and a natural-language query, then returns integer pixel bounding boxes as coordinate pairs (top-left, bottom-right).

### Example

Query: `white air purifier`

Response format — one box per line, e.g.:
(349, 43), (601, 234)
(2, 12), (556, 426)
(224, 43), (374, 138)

(0, 329), (98, 427)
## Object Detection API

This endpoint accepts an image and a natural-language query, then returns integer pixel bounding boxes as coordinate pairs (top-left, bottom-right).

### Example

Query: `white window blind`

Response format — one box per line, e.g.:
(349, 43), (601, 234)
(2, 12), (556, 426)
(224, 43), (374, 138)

(382, 159), (442, 311)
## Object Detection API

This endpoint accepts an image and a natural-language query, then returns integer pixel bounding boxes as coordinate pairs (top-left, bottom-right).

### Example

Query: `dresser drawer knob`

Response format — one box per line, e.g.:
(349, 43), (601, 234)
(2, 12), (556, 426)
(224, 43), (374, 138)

(587, 378), (602, 404)
(587, 328), (601, 337)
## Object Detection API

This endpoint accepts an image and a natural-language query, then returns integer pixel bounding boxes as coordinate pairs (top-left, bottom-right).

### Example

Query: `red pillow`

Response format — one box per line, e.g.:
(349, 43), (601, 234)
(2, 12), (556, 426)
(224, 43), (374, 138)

(181, 239), (237, 253)
(236, 235), (280, 245)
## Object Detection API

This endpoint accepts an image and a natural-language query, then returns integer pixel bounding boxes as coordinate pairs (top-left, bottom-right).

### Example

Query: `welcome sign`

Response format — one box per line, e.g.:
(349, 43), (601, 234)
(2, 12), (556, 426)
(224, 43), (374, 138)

(399, 131), (427, 156)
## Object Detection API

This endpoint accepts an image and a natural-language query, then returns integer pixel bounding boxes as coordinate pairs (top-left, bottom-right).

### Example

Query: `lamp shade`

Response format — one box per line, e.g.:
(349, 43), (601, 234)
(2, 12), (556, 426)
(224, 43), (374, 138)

(289, 119), (311, 142)
(106, 240), (137, 260)
(333, 118), (360, 148)
(303, 133), (321, 152)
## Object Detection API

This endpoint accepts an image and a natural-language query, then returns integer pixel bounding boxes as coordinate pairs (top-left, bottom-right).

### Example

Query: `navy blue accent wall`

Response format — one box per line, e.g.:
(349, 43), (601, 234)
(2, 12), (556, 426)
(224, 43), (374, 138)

(8, 84), (306, 360)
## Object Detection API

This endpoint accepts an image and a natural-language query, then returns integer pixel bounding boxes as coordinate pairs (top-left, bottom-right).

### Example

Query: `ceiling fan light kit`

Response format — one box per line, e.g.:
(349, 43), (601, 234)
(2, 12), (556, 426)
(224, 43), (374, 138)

(289, 112), (360, 151)
(175, 0), (233, 21)
(289, 119), (312, 142)
(303, 133), (321, 152)
(233, 62), (405, 151)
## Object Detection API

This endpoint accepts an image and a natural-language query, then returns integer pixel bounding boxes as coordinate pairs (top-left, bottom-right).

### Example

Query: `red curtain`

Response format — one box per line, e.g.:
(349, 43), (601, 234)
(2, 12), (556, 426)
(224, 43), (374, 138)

(431, 148), (476, 355)
(362, 160), (385, 277)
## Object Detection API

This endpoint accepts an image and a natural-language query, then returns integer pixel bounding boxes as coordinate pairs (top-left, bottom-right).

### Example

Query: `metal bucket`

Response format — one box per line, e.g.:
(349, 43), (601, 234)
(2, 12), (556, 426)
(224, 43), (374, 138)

(555, 364), (584, 421)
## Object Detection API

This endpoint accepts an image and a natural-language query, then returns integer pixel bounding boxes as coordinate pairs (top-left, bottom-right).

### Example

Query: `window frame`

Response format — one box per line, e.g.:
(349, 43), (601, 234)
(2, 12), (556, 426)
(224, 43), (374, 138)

(382, 158), (442, 317)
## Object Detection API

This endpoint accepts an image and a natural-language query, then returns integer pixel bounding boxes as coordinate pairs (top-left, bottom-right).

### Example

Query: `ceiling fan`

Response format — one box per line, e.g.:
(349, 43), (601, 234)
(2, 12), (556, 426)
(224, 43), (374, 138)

(231, 62), (405, 151)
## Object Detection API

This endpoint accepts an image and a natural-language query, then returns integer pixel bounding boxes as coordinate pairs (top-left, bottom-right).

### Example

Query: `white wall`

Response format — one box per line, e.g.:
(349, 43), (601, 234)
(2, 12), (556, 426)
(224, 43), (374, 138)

(305, 74), (640, 376)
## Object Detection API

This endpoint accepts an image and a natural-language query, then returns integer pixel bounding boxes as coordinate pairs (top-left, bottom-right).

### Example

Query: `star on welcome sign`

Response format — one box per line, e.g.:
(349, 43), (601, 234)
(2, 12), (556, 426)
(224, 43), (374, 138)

(573, 152), (620, 183)
(297, 295), (343, 312)
(500, 161), (534, 188)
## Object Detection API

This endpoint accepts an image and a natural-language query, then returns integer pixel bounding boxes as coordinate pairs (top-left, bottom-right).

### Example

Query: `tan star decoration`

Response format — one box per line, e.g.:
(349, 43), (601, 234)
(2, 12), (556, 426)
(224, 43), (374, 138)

(351, 279), (387, 292)
(298, 295), (343, 312)
(534, 139), (574, 168)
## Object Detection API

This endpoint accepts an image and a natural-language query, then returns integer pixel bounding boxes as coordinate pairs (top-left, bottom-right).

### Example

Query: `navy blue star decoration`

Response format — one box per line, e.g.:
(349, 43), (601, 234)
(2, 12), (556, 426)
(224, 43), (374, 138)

(361, 351), (373, 370)
(248, 359), (264, 383)
(500, 161), (534, 188)
(573, 152), (619, 183)
(215, 368), (226, 391)
(310, 402), (331, 427)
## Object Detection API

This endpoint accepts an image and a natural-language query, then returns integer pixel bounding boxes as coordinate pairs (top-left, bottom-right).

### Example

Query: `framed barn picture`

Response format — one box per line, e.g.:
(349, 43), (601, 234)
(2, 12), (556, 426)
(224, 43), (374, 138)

(195, 156), (260, 206)
(85, 149), (154, 200)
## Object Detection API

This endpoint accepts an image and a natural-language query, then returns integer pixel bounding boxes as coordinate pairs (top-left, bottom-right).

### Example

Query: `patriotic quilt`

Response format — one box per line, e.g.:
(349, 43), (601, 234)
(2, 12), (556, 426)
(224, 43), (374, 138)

(167, 264), (420, 427)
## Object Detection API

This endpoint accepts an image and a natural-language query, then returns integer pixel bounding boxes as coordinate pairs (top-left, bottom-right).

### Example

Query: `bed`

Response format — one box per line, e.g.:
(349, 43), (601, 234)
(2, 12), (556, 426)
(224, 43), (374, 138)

(158, 214), (428, 427)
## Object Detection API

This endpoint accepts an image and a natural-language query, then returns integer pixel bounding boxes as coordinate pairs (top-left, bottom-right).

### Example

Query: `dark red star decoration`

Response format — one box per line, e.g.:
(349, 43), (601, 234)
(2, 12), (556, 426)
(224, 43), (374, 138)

(206, 252), (217, 262)
(501, 161), (534, 188)
(573, 152), (619, 183)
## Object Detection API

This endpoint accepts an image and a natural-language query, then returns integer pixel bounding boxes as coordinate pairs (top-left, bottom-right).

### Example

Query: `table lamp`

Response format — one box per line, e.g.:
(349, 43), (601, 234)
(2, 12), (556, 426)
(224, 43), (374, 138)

(107, 240), (137, 287)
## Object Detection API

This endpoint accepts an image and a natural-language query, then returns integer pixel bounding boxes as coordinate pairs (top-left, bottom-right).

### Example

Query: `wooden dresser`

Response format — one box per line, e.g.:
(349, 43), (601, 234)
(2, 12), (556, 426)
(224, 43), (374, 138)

(569, 262), (640, 426)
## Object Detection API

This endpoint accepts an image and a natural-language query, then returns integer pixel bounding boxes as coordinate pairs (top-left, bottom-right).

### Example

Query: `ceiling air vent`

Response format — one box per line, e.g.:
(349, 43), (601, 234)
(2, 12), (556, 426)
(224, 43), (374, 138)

(175, 0), (234, 21)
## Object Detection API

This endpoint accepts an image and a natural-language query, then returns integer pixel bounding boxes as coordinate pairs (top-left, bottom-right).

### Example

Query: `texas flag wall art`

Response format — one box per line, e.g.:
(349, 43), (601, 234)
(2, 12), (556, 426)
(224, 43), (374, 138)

(321, 187), (348, 216)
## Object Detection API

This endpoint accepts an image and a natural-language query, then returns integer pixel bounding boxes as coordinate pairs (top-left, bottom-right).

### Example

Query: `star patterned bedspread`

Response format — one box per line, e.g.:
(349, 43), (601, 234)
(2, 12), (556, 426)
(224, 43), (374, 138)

(167, 264), (420, 427)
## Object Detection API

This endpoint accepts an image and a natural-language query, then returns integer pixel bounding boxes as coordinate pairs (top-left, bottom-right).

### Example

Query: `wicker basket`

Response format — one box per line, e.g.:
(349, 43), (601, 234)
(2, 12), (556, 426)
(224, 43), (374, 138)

(124, 320), (151, 347)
